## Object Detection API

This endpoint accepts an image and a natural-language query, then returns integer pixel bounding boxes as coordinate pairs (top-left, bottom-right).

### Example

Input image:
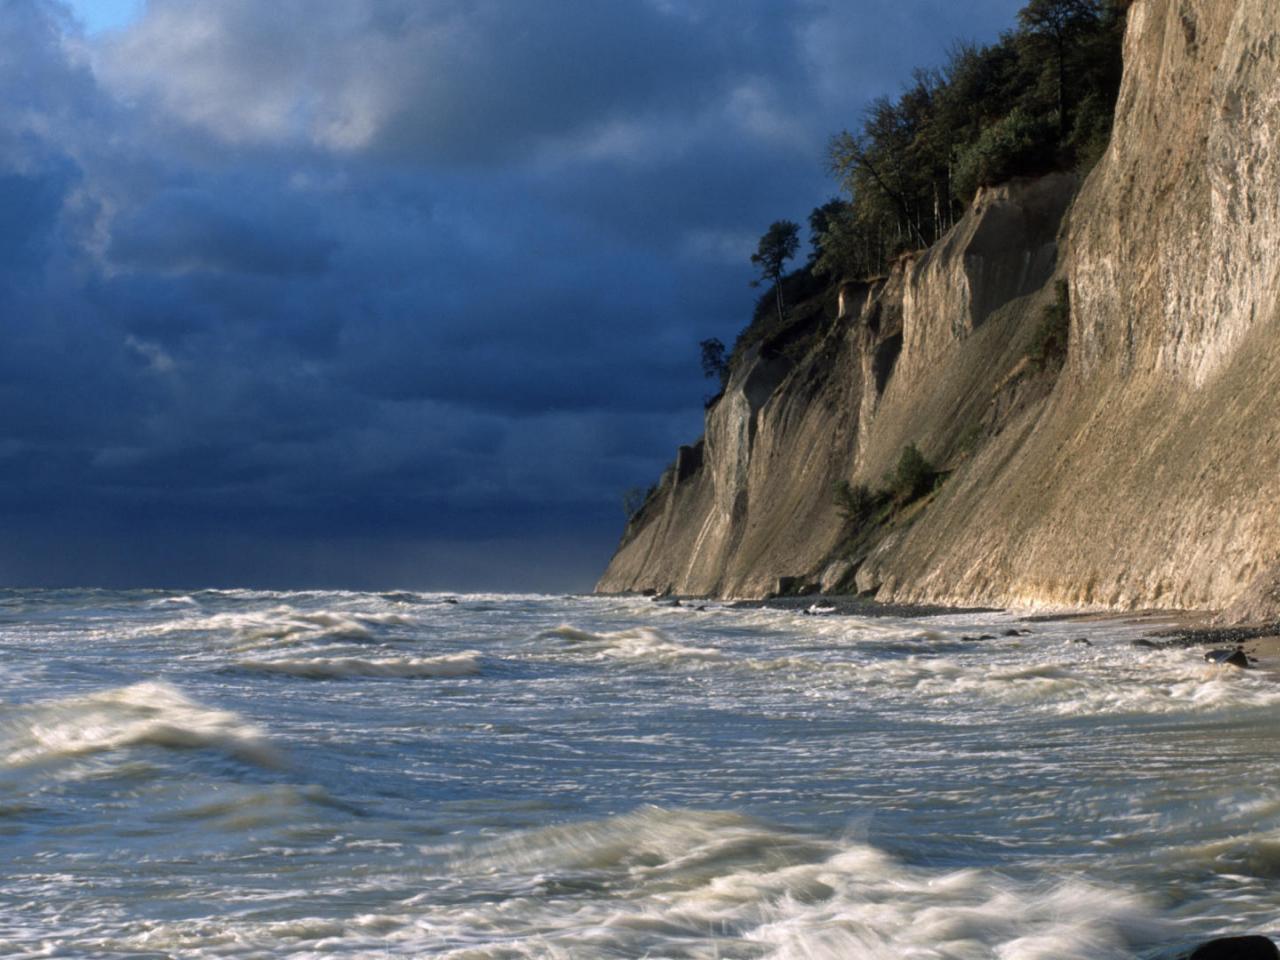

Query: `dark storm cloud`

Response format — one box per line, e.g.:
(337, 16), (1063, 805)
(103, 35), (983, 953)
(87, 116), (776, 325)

(108, 186), (337, 276)
(0, 0), (1024, 590)
(98, 0), (792, 161)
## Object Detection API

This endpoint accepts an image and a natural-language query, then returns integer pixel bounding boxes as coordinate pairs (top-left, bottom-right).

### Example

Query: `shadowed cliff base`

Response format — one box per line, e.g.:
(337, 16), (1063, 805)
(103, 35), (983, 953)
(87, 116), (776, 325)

(599, 0), (1280, 622)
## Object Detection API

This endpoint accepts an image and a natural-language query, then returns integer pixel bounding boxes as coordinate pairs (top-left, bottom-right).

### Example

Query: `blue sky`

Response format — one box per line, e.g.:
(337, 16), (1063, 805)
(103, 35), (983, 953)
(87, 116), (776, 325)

(66, 0), (141, 33)
(0, 0), (1024, 591)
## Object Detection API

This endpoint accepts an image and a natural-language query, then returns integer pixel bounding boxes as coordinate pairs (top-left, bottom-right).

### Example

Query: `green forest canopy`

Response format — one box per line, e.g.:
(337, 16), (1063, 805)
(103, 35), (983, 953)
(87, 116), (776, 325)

(812, 0), (1126, 282)
(723, 0), (1126, 378)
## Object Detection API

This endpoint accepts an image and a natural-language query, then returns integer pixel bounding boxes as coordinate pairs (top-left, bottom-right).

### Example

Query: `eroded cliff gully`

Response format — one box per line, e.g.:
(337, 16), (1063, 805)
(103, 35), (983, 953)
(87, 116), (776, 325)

(599, 0), (1280, 617)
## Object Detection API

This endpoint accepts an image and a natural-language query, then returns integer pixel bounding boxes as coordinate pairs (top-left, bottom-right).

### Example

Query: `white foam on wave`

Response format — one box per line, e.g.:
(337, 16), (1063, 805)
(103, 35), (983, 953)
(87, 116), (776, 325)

(236, 651), (482, 680)
(753, 646), (1280, 719)
(151, 605), (418, 650)
(0, 681), (280, 769)
(86, 914), (402, 958)
(393, 805), (1171, 959)
(146, 595), (198, 608)
(4, 803), (1187, 959)
(534, 624), (724, 663)
(1158, 828), (1280, 882)
(457, 806), (824, 884)
(741, 857), (1164, 960)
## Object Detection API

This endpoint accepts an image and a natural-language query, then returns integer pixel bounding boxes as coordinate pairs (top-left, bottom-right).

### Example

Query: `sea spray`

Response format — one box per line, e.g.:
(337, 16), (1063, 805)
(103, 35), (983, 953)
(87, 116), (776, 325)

(236, 651), (483, 679)
(0, 590), (1276, 957)
(1, 680), (280, 769)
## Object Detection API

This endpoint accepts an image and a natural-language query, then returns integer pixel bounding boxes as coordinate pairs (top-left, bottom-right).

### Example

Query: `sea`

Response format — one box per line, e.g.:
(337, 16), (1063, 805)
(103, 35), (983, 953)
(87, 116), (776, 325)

(1, 588), (1277, 958)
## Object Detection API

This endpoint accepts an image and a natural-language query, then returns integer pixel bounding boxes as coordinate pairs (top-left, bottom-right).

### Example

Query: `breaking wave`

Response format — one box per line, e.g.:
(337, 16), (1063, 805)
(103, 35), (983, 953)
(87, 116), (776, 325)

(0, 681), (279, 769)
(150, 605), (418, 650)
(412, 805), (1169, 959)
(533, 624), (724, 663)
(236, 651), (482, 680)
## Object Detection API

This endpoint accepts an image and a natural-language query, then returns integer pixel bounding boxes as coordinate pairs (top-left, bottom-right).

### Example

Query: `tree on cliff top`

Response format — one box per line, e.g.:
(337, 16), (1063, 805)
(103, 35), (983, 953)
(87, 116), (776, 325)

(699, 337), (729, 389)
(751, 220), (800, 327)
(815, 0), (1124, 283)
(1018, 0), (1106, 140)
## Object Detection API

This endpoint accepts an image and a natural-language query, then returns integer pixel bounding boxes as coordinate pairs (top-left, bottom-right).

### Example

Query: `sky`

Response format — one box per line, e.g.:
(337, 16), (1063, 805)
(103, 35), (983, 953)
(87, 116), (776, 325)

(0, 0), (1024, 593)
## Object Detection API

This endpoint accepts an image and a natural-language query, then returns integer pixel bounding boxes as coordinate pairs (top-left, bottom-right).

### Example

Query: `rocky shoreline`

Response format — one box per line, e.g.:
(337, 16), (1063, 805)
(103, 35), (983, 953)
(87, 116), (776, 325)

(633, 591), (1280, 673)
(729, 594), (999, 618)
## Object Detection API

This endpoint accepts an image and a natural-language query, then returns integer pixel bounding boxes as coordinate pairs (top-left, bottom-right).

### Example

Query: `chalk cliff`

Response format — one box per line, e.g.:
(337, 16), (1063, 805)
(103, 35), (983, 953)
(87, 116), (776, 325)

(599, 0), (1280, 616)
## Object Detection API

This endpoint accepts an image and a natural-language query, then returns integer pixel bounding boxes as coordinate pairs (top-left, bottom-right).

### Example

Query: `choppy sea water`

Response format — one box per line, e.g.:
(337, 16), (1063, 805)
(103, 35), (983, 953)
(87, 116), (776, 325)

(1, 589), (1278, 958)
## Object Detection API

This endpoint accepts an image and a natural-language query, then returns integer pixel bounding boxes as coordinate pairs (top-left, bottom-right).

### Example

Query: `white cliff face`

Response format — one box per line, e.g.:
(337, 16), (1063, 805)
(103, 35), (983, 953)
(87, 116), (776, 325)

(900, 174), (1074, 383)
(1072, 0), (1280, 386)
(601, 0), (1280, 616)
(597, 173), (1074, 598)
(1170, 3), (1280, 384)
(865, 0), (1280, 614)
(858, 175), (1075, 484)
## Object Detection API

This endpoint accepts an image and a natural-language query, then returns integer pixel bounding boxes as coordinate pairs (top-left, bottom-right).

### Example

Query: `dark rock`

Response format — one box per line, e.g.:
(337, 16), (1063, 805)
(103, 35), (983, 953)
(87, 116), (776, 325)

(1188, 935), (1279, 960)
(734, 595), (1001, 619)
(442, 597), (459, 605)
(1204, 647), (1250, 668)
(1131, 638), (1158, 648)
(1152, 622), (1280, 649)
(641, 588), (657, 597)
(1003, 629), (1020, 637)
(961, 634), (997, 642)
(1071, 637), (1093, 646)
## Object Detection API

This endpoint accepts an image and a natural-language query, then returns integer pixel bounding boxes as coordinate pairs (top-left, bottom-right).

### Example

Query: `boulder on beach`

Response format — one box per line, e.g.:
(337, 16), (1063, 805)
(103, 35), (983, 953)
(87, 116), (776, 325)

(1204, 647), (1250, 669)
(804, 603), (838, 616)
(1188, 935), (1279, 960)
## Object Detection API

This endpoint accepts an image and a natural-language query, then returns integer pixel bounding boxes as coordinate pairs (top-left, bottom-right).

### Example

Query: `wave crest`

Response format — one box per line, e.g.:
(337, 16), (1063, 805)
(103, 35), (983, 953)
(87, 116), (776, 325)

(236, 652), (482, 680)
(151, 605), (417, 649)
(534, 624), (723, 663)
(429, 806), (1168, 959)
(0, 681), (279, 769)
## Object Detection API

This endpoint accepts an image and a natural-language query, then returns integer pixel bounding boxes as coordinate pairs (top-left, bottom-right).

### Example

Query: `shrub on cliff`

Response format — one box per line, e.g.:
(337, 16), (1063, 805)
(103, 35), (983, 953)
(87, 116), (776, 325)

(890, 444), (937, 503)
(1029, 279), (1070, 367)
(834, 481), (880, 527)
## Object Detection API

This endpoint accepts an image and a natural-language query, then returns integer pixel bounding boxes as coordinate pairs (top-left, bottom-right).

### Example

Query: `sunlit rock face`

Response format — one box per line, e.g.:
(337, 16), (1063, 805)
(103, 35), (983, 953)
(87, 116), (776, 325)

(854, 0), (1280, 615)
(601, 0), (1280, 618)
(597, 173), (1074, 599)
(1071, 0), (1280, 387)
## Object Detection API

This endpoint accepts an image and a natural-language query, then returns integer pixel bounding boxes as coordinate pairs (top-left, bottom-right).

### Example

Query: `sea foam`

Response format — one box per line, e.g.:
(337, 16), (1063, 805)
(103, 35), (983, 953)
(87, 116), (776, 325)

(0, 681), (279, 769)
(534, 624), (724, 663)
(236, 651), (482, 680)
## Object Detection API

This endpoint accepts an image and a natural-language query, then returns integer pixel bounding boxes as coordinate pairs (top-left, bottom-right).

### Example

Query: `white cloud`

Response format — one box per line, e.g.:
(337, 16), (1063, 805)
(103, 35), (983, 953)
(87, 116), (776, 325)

(126, 334), (177, 373)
